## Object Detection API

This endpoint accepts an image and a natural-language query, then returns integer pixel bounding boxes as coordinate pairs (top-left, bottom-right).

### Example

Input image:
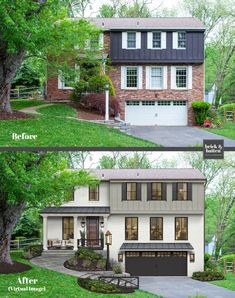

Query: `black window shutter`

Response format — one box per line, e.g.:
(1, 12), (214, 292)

(122, 183), (127, 200)
(172, 183), (177, 201)
(147, 183), (152, 200)
(187, 183), (192, 201)
(136, 183), (142, 200)
(162, 183), (167, 200)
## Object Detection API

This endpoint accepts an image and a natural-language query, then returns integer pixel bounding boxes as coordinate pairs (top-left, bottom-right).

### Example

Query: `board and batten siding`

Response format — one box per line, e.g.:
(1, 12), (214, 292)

(109, 182), (204, 214)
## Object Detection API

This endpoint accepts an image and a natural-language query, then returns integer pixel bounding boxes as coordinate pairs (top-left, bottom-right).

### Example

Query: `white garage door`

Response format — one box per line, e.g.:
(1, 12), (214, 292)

(125, 100), (188, 126)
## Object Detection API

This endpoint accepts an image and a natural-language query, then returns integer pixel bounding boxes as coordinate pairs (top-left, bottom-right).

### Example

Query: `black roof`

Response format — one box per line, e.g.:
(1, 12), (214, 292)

(120, 242), (193, 251)
(41, 207), (110, 214)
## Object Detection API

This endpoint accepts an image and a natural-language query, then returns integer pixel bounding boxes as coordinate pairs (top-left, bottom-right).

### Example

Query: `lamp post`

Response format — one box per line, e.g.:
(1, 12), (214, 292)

(105, 81), (109, 122)
(105, 230), (112, 270)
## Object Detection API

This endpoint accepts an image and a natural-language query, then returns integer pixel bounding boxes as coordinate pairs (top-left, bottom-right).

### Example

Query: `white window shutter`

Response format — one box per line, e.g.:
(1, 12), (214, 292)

(121, 66), (126, 89)
(58, 72), (63, 89)
(188, 66), (192, 89)
(147, 32), (153, 49)
(122, 32), (127, 49)
(171, 66), (176, 89)
(99, 33), (104, 49)
(136, 32), (141, 49)
(146, 66), (150, 89)
(163, 66), (168, 89)
(161, 32), (167, 49)
(138, 66), (143, 89)
(172, 32), (178, 49)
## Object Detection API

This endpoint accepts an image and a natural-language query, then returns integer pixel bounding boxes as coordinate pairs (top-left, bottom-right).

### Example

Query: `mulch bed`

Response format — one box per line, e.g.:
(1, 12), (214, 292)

(0, 261), (32, 274)
(0, 110), (36, 120)
(70, 103), (114, 121)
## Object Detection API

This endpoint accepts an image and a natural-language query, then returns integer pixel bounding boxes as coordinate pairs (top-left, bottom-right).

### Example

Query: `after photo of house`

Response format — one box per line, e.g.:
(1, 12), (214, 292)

(0, 151), (234, 298)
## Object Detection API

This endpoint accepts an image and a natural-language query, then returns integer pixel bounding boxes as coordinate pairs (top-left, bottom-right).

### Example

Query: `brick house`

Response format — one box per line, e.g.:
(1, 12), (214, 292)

(46, 18), (205, 126)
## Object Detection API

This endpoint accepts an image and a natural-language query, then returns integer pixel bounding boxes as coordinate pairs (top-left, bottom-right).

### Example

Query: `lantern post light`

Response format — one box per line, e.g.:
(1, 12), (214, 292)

(105, 82), (109, 122)
(105, 230), (112, 270)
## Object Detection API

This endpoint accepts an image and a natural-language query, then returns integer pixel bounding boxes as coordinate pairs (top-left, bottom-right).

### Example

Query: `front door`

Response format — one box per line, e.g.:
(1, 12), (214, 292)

(86, 217), (99, 247)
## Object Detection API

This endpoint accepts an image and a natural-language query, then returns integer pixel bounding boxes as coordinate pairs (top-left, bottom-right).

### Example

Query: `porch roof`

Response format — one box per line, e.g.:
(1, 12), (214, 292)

(120, 242), (194, 251)
(40, 206), (110, 214)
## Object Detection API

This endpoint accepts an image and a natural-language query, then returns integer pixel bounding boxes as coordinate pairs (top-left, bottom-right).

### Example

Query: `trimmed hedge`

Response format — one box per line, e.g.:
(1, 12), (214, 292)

(219, 254), (235, 262)
(192, 270), (224, 281)
(75, 247), (103, 261)
(192, 102), (211, 125)
(219, 103), (235, 111)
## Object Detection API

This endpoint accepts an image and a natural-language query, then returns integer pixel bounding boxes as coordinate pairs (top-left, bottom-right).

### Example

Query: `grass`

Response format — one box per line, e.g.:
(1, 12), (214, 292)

(210, 273), (235, 291)
(11, 100), (49, 110)
(0, 251), (160, 298)
(0, 102), (158, 147)
(37, 104), (77, 118)
(203, 122), (235, 140)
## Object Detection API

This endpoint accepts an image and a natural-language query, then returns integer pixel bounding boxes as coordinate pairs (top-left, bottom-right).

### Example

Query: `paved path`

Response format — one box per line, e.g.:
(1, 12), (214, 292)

(139, 276), (235, 298)
(20, 104), (54, 115)
(128, 126), (235, 147)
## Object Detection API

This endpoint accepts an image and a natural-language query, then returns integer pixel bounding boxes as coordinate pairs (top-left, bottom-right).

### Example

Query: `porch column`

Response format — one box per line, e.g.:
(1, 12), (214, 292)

(73, 215), (78, 251)
(43, 215), (48, 251)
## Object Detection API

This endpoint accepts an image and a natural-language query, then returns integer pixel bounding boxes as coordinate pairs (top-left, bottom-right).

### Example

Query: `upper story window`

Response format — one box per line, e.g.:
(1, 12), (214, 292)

(178, 32), (186, 48)
(173, 182), (192, 201)
(127, 183), (137, 200)
(177, 183), (187, 200)
(147, 32), (166, 49)
(150, 217), (163, 240)
(171, 66), (192, 90)
(175, 217), (188, 240)
(89, 185), (99, 201)
(121, 66), (142, 89)
(127, 32), (136, 48)
(152, 32), (161, 48)
(151, 183), (162, 200)
(125, 217), (138, 240)
(122, 32), (141, 49)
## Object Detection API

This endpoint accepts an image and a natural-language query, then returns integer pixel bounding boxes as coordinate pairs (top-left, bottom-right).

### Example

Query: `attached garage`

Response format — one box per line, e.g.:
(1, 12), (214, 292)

(125, 100), (188, 126)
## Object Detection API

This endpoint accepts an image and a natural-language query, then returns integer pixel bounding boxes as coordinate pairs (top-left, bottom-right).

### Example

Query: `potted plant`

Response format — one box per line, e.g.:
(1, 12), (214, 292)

(80, 230), (86, 247)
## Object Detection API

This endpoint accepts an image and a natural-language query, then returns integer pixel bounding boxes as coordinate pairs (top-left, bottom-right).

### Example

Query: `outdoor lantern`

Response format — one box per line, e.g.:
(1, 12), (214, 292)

(81, 218), (85, 228)
(190, 253), (195, 262)
(105, 81), (109, 91)
(100, 218), (104, 228)
(118, 252), (123, 262)
(105, 230), (112, 245)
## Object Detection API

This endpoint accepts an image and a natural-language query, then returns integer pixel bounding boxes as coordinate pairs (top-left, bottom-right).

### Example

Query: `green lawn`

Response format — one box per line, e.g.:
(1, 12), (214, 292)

(0, 102), (157, 147)
(203, 122), (235, 140)
(0, 252), (160, 298)
(210, 273), (235, 291)
(11, 100), (49, 110)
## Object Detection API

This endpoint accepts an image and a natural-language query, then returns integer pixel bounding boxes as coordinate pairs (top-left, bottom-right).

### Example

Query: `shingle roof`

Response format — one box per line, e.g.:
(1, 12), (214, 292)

(86, 17), (205, 30)
(41, 207), (110, 214)
(87, 168), (206, 181)
(120, 242), (194, 251)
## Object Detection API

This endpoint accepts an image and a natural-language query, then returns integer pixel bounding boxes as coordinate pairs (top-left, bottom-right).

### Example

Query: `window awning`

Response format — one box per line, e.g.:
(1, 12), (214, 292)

(40, 207), (110, 214)
(120, 242), (193, 251)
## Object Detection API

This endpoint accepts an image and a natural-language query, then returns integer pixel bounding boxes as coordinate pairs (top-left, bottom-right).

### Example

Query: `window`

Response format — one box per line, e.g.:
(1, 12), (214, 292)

(176, 67), (187, 88)
(142, 101), (155, 106)
(150, 217), (163, 240)
(127, 32), (136, 48)
(152, 32), (161, 48)
(126, 67), (138, 88)
(178, 32), (186, 48)
(151, 183), (162, 200)
(58, 65), (80, 90)
(126, 101), (140, 106)
(142, 252), (156, 257)
(63, 217), (74, 240)
(173, 101), (187, 106)
(89, 185), (99, 201)
(175, 217), (188, 240)
(150, 67), (163, 89)
(127, 183), (137, 201)
(157, 101), (171, 106)
(126, 252), (140, 257)
(177, 183), (187, 200)
(125, 217), (138, 240)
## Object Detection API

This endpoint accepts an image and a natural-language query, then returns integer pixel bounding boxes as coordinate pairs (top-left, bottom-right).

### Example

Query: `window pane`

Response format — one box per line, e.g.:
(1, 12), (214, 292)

(127, 183), (137, 200)
(89, 186), (99, 201)
(152, 32), (161, 48)
(177, 183), (187, 200)
(150, 217), (163, 240)
(151, 183), (162, 200)
(176, 67), (187, 88)
(151, 67), (163, 88)
(178, 32), (186, 48)
(127, 32), (136, 48)
(125, 217), (138, 240)
(126, 67), (138, 88)
(63, 217), (74, 240)
(175, 217), (188, 240)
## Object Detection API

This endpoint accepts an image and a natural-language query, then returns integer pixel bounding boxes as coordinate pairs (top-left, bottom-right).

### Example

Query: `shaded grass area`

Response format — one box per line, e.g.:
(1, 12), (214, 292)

(0, 252), (160, 298)
(203, 122), (235, 140)
(10, 100), (49, 110)
(37, 104), (77, 118)
(210, 273), (235, 291)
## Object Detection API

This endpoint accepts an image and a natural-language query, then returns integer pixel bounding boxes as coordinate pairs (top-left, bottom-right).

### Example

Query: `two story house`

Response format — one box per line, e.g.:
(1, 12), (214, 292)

(41, 168), (206, 277)
(47, 17), (205, 126)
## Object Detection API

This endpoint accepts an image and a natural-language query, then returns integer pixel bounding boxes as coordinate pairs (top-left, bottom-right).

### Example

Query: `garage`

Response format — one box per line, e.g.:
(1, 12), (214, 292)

(125, 100), (188, 126)
(125, 251), (187, 276)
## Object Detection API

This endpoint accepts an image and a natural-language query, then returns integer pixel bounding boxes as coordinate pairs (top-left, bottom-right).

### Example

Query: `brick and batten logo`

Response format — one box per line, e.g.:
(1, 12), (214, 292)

(203, 140), (224, 159)
(8, 277), (46, 293)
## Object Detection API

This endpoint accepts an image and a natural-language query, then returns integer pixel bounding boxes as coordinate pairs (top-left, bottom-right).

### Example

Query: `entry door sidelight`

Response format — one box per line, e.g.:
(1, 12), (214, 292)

(86, 217), (99, 247)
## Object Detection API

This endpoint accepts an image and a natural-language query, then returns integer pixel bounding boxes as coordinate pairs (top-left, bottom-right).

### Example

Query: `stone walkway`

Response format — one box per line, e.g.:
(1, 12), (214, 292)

(20, 103), (54, 115)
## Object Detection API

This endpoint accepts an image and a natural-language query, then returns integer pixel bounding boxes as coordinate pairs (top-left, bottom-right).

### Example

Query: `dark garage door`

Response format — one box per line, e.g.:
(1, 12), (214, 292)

(125, 251), (187, 276)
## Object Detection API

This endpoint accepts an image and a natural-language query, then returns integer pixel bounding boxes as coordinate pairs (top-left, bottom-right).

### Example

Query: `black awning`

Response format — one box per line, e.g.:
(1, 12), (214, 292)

(120, 242), (193, 251)
(40, 206), (110, 214)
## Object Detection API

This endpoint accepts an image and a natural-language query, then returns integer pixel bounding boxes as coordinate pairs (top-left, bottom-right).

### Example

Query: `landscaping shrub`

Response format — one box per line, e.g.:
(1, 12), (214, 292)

(206, 109), (223, 127)
(219, 254), (235, 262)
(219, 103), (235, 111)
(192, 102), (211, 125)
(82, 259), (92, 269)
(67, 256), (78, 267)
(75, 247), (103, 261)
(23, 244), (43, 259)
(112, 263), (123, 274)
(96, 259), (106, 270)
(192, 270), (224, 281)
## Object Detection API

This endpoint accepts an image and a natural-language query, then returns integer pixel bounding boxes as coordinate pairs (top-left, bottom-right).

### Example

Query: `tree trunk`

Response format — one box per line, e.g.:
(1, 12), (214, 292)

(0, 49), (25, 113)
(0, 197), (26, 264)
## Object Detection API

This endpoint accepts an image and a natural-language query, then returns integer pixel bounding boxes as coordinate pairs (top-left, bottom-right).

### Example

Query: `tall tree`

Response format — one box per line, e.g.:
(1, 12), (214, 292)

(0, 152), (96, 265)
(0, 0), (98, 113)
(68, 0), (93, 17)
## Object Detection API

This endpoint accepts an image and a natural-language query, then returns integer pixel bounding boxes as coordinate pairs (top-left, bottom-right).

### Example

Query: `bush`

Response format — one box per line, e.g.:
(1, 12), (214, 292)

(75, 247), (103, 261)
(206, 110), (223, 127)
(192, 270), (224, 281)
(219, 103), (235, 111)
(192, 102), (211, 125)
(77, 278), (122, 293)
(96, 259), (106, 270)
(204, 253), (211, 270)
(67, 257), (78, 267)
(82, 259), (92, 269)
(23, 244), (43, 259)
(112, 263), (123, 274)
(219, 254), (235, 262)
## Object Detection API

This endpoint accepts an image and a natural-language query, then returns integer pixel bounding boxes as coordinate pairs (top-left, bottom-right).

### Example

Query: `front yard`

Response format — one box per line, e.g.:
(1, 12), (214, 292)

(203, 122), (235, 140)
(0, 100), (157, 147)
(210, 273), (235, 291)
(0, 252), (159, 298)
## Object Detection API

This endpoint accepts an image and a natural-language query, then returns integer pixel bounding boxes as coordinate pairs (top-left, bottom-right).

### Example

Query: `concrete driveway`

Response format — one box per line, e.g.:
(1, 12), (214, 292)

(128, 126), (235, 147)
(139, 276), (235, 298)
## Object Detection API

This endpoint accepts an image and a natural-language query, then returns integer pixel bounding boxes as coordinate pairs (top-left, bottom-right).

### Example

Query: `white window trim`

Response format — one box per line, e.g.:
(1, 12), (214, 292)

(147, 32), (166, 50)
(121, 66), (142, 90)
(58, 64), (80, 90)
(146, 66), (167, 90)
(173, 32), (186, 50)
(171, 66), (192, 90)
(122, 32), (141, 49)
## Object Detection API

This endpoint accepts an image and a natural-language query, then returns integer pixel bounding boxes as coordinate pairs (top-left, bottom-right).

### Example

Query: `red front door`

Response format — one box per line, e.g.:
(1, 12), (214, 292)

(86, 217), (99, 247)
